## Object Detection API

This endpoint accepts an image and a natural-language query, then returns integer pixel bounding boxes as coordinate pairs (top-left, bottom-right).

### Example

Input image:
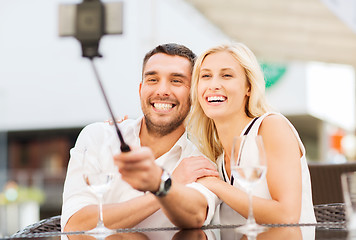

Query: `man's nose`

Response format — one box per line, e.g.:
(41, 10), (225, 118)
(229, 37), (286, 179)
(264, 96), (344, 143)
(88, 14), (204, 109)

(156, 80), (171, 96)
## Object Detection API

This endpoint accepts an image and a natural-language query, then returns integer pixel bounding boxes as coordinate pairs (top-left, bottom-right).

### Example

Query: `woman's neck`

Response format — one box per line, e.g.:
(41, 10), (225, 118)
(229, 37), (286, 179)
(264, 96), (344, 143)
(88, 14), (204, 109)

(214, 114), (253, 166)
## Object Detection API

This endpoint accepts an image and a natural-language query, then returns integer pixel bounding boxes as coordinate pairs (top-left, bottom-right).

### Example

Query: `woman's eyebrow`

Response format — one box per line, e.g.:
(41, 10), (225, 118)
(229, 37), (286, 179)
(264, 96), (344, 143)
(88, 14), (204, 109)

(221, 68), (234, 71)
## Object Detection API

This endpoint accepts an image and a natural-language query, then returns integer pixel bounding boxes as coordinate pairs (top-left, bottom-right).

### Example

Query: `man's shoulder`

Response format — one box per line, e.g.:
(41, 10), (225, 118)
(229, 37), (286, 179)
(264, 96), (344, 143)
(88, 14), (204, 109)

(81, 118), (139, 134)
(181, 134), (203, 156)
(118, 118), (140, 130)
(75, 122), (115, 145)
(80, 122), (111, 135)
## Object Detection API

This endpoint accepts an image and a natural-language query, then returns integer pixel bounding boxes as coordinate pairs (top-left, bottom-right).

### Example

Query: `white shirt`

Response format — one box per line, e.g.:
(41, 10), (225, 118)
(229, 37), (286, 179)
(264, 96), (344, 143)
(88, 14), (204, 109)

(214, 112), (316, 226)
(61, 117), (219, 230)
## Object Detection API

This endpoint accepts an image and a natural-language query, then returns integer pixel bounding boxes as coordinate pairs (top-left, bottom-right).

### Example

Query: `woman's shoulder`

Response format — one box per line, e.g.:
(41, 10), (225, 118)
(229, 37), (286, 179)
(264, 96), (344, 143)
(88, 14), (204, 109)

(258, 112), (295, 138)
(260, 112), (286, 126)
(257, 113), (304, 154)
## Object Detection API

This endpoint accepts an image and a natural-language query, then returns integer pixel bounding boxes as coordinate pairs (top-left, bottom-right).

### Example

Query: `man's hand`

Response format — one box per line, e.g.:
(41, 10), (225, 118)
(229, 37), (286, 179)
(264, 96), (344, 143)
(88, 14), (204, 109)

(114, 146), (162, 193)
(172, 156), (219, 185)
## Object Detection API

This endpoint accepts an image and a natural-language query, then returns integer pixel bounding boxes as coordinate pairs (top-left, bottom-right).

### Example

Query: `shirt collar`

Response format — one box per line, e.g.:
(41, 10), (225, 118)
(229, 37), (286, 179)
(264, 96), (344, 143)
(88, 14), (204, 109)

(128, 116), (187, 154)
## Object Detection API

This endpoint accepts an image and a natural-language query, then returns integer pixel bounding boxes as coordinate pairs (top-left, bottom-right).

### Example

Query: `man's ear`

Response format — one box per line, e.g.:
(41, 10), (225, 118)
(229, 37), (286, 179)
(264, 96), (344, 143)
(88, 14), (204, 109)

(139, 82), (142, 97)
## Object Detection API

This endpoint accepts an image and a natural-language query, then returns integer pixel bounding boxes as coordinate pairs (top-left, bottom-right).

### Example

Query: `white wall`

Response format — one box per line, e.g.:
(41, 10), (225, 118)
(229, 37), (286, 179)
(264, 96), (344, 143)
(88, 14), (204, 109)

(265, 62), (308, 115)
(0, 0), (229, 131)
(307, 62), (355, 131)
(266, 61), (355, 131)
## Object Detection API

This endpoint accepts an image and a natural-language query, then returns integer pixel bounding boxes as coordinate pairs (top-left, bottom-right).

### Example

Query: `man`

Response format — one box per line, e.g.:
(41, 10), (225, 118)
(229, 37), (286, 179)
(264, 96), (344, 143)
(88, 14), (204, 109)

(62, 43), (219, 231)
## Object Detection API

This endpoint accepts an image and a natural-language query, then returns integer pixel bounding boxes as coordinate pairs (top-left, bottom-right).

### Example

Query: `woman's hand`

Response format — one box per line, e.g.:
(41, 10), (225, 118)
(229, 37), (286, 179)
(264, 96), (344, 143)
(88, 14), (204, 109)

(105, 115), (128, 125)
(172, 156), (219, 185)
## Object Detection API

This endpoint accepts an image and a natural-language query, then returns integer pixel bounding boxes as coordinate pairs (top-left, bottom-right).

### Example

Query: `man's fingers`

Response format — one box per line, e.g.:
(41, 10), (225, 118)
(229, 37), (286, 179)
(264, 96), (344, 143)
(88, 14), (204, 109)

(117, 157), (152, 172)
(115, 146), (152, 163)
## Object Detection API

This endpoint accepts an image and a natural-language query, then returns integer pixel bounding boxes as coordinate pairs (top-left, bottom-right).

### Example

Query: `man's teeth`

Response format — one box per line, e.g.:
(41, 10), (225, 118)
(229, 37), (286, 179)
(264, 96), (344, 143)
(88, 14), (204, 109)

(153, 103), (173, 110)
(207, 96), (226, 102)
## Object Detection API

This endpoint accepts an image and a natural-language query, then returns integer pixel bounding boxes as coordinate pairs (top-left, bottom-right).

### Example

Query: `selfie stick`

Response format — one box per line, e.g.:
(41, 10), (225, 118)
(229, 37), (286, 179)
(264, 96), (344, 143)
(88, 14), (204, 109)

(89, 60), (131, 152)
(74, 0), (130, 152)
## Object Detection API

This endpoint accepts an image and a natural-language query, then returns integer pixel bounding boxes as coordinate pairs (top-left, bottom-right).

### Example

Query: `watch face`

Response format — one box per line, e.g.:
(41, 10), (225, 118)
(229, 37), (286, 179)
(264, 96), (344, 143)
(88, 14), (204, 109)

(154, 170), (172, 197)
(164, 178), (172, 190)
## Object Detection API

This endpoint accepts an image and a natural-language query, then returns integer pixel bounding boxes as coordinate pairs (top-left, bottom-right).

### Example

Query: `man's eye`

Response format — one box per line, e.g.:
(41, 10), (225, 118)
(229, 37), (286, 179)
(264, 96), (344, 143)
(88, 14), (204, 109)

(172, 79), (183, 83)
(146, 78), (157, 82)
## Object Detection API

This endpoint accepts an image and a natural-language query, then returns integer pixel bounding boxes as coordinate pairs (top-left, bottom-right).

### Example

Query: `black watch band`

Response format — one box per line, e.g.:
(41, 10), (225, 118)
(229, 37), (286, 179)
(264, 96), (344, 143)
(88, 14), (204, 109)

(151, 168), (172, 197)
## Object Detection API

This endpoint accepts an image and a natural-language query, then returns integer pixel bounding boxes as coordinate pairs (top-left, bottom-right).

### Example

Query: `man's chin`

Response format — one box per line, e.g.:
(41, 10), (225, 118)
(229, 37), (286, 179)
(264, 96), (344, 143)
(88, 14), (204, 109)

(149, 120), (174, 128)
(144, 115), (185, 136)
(148, 114), (175, 123)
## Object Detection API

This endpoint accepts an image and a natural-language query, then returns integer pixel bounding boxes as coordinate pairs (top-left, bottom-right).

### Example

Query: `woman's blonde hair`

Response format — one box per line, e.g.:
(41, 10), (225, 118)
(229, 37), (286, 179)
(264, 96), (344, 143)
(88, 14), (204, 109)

(188, 42), (271, 162)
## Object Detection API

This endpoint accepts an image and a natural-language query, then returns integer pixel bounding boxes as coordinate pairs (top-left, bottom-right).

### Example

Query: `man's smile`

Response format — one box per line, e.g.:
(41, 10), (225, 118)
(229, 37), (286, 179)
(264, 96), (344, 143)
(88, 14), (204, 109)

(152, 102), (175, 111)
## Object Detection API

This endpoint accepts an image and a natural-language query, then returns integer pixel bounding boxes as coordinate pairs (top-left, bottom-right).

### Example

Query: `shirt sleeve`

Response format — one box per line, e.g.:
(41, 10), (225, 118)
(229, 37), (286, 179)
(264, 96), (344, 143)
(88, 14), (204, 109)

(186, 182), (220, 225)
(61, 147), (98, 230)
(61, 123), (110, 230)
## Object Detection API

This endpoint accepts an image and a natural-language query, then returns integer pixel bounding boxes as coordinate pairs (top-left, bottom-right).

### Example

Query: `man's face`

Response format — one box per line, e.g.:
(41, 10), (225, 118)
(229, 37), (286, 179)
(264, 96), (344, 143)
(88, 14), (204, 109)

(140, 53), (191, 136)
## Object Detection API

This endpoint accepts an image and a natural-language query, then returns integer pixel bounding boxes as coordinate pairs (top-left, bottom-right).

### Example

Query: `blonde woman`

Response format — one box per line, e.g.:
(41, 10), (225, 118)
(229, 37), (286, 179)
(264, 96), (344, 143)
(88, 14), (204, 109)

(188, 43), (316, 225)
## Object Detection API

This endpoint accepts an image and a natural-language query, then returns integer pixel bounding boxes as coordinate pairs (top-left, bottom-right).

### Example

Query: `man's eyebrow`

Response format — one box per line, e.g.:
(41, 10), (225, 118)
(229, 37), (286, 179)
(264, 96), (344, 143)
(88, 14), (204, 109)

(144, 71), (157, 77)
(171, 73), (188, 78)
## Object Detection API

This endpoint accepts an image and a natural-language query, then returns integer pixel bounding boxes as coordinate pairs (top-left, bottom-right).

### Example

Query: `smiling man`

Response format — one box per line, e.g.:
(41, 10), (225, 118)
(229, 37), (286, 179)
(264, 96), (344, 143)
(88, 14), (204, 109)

(61, 43), (219, 231)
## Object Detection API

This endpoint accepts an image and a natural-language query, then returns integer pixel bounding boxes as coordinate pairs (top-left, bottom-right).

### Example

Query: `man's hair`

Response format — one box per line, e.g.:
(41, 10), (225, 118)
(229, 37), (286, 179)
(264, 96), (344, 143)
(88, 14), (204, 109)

(142, 43), (196, 74)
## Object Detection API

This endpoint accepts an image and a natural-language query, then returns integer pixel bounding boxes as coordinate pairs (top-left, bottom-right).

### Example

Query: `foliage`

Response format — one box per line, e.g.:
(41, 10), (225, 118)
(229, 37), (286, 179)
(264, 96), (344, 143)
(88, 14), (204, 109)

(0, 183), (45, 205)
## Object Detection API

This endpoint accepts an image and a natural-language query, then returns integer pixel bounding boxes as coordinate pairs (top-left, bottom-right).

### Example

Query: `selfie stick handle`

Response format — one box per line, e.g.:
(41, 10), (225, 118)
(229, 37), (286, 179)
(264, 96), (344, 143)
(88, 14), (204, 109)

(89, 59), (131, 152)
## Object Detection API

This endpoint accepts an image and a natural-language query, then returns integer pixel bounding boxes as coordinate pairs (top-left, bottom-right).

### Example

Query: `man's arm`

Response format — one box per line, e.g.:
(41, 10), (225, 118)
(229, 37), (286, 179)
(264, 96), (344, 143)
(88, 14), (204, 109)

(115, 147), (218, 228)
(155, 180), (208, 228)
(64, 193), (160, 231)
(62, 122), (162, 232)
(62, 121), (218, 231)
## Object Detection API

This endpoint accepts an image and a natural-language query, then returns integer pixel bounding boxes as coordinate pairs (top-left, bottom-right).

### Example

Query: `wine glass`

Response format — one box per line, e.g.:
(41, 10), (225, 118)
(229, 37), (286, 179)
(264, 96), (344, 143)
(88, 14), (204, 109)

(230, 135), (267, 234)
(82, 144), (118, 236)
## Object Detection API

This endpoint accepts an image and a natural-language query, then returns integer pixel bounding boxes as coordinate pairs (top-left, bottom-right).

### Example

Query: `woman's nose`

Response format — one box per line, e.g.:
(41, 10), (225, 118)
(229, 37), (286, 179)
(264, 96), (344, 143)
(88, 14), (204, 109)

(208, 78), (222, 91)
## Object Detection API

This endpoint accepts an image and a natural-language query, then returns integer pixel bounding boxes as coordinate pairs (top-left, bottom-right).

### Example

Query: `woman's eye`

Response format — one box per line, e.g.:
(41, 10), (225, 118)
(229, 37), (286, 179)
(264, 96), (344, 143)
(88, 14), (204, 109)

(223, 74), (233, 78)
(201, 74), (210, 78)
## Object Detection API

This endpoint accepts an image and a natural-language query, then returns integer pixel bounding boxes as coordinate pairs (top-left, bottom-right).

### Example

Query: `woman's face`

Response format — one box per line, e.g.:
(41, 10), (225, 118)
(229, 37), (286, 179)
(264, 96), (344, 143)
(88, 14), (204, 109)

(197, 51), (250, 121)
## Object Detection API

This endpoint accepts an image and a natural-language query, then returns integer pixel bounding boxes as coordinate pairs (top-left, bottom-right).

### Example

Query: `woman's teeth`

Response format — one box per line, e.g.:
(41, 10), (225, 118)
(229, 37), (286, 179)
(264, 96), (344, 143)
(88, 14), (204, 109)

(207, 96), (226, 102)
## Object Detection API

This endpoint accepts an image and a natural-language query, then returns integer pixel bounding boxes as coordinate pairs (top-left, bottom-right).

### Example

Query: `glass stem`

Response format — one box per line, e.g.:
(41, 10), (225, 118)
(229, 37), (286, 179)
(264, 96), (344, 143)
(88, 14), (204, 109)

(96, 193), (105, 228)
(246, 187), (257, 226)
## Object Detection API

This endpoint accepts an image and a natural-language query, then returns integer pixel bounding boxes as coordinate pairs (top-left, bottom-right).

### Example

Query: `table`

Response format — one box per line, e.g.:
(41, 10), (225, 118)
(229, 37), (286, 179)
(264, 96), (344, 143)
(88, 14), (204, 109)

(1, 223), (350, 240)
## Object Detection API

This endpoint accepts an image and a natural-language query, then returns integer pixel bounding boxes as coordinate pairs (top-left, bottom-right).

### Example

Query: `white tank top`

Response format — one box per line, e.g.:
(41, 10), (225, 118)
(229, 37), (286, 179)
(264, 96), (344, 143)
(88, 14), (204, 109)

(214, 112), (316, 224)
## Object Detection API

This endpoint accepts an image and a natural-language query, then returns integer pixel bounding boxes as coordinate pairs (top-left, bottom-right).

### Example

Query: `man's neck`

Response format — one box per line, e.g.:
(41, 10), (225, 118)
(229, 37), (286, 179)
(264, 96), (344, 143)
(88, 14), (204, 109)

(139, 120), (185, 159)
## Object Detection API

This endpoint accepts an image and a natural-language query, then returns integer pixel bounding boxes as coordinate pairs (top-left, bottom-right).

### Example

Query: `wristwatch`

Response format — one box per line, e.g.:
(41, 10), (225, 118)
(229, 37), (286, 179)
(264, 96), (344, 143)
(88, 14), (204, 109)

(151, 168), (172, 197)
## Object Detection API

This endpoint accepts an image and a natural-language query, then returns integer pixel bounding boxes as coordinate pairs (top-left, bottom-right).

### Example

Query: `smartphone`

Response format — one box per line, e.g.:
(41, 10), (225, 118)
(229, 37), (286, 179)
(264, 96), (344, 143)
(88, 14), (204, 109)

(58, 1), (123, 37)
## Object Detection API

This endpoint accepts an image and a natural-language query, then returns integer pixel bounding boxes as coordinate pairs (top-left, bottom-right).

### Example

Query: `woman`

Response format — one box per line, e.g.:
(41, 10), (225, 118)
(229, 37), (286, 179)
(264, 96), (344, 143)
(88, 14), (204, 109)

(188, 43), (316, 224)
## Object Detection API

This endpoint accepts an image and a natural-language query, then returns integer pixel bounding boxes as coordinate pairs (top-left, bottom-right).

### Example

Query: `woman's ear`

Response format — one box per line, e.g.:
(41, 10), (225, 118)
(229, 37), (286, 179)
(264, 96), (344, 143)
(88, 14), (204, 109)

(246, 85), (251, 96)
